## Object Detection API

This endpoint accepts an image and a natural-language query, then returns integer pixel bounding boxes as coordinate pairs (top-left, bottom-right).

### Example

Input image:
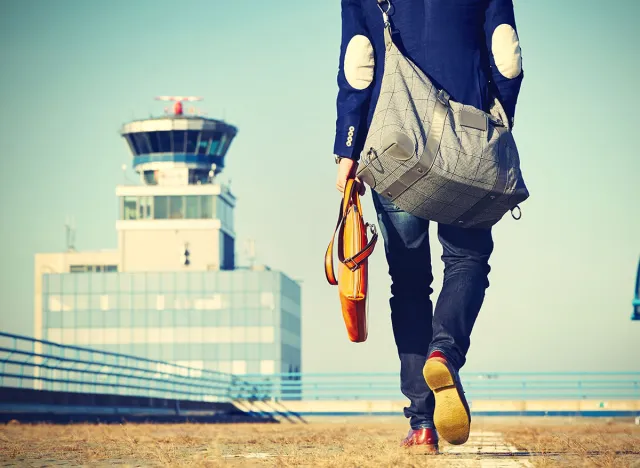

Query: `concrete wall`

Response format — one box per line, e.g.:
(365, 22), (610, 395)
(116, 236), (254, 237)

(117, 220), (222, 272)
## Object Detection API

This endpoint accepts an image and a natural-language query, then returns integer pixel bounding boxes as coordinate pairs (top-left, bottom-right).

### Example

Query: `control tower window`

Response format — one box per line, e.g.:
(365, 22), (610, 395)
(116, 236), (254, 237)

(172, 131), (186, 153)
(147, 131), (160, 153)
(157, 131), (171, 152)
(209, 140), (220, 155)
(210, 134), (225, 156)
(125, 135), (140, 155)
(132, 133), (151, 154)
(123, 196), (138, 220)
(197, 133), (212, 155)
(185, 130), (200, 154)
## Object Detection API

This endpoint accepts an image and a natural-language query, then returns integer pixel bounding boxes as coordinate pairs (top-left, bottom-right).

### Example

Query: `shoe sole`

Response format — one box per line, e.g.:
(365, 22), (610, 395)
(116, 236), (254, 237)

(404, 444), (439, 454)
(423, 358), (470, 445)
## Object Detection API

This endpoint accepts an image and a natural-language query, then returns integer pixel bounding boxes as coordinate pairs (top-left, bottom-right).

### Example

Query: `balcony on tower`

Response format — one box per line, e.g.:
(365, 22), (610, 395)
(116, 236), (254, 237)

(121, 96), (238, 186)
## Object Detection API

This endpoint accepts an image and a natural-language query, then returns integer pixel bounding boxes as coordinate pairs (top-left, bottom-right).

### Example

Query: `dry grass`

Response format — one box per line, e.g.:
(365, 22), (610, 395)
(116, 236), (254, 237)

(500, 418), (640, 468)
(0, 417), (638, 467)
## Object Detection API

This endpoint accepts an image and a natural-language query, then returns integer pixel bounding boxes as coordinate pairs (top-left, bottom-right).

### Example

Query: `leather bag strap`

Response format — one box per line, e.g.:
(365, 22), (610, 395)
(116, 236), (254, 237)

(324, 179), (378, 285)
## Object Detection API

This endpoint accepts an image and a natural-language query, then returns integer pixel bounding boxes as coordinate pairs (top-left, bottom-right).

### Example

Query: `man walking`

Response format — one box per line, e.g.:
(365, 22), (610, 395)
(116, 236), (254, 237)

(333, 0), (524, 452)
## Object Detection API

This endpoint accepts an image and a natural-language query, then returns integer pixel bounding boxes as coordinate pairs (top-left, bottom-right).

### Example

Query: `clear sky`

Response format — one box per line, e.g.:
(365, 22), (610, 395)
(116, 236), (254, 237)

(0, 0), (638, 373)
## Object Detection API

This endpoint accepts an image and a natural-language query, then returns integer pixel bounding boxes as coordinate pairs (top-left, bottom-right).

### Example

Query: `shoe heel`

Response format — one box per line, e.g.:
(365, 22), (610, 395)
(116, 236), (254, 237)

(424, 358), (454, 391)
(423, 358), (470, 446)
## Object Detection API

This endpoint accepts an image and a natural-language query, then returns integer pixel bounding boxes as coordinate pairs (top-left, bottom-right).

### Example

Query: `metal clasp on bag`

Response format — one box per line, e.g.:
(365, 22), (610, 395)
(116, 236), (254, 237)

(437, 89), (450, 106)
(367, 223), (377, 238)
(344, 223), (377, 272)
(362, 147), (374, 165)
(377, 0), (392, 27)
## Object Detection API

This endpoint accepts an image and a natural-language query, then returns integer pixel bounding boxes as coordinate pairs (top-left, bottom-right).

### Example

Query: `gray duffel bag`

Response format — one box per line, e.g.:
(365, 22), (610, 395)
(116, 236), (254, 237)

(356, 0), (529, 229)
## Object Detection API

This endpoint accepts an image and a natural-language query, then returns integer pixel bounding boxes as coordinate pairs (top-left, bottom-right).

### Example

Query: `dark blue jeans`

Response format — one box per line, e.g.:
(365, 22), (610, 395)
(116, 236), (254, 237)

(371, 190), (494, 429)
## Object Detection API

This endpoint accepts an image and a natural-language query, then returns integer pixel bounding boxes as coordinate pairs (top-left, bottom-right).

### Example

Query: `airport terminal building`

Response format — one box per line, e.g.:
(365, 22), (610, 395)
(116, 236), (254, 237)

(33, 98), (302, 377)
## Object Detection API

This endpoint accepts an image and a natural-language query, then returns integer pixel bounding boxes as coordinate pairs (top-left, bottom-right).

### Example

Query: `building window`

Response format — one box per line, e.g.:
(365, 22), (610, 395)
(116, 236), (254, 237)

(123, 196), (137, 220)
(232, 360), (247, 375)
(122, 195), (217, 221)
(185, 196), (199, 218)
(143, 171), (158, 185)
(69, 265), (118, 273)
(201, 196), (214, 218)
(48, 296), (62, 312)
(260, 292), (275, 309)
(47, 328), (62, 342)
(100, 295), (109, 311)
(194, 295), (223, 310)
(261, 327), (274, 343)
(154, 196), (169, 219)
(221, 233), (235, 270)
(139, 196), (153, 219)
(169, 196), (184, 219)
(260, 360), (275, 375)
(246, 327), (260, 342)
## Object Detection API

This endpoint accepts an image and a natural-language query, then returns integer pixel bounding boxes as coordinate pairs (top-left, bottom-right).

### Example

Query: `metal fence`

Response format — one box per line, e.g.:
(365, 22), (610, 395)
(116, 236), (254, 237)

(0, 332), (235, 402)
(1, 332), (639, 403)
(234, 372), (640, 401)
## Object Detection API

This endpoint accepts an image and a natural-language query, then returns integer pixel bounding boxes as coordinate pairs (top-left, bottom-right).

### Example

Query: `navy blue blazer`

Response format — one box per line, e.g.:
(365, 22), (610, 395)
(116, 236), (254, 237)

(334, 0), (524, 160)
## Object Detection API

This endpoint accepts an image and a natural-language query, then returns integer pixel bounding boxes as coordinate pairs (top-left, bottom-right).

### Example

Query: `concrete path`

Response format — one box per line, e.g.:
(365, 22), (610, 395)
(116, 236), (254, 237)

(221, 431), (534, 466)
(438, 431), (533, 467)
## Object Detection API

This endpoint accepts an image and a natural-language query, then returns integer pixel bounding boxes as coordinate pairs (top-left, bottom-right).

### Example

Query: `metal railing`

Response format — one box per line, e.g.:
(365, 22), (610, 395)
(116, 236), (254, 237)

(0, 332), (235, 402)
(1, 332), (639, 403)
(233, 372), (640, 401)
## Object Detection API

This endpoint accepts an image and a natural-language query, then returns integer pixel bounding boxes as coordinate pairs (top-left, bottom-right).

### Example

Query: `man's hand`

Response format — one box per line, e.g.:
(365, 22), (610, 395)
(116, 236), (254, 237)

(336, 157), (366, 195)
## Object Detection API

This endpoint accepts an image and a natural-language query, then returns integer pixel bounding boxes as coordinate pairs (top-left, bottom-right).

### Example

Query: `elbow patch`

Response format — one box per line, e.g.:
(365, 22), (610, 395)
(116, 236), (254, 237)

(491, 24), (522, 79)
(344, 35), (375, 90)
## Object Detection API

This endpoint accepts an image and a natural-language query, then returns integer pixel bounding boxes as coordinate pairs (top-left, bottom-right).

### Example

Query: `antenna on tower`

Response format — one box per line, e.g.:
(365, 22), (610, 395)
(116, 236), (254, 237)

(244, 239), (256, 269)
(155, 96), (203, 116)
(65, 216), (76, 252)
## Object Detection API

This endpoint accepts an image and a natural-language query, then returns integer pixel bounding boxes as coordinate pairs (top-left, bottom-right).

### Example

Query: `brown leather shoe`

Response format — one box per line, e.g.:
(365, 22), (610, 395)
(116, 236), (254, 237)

(400, 427), (439, 453)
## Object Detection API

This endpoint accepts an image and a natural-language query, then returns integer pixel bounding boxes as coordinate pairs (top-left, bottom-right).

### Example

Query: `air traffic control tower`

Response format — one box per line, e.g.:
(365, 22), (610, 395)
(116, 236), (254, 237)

(117, 96), (238, 272)
(34, 97), (302, 377)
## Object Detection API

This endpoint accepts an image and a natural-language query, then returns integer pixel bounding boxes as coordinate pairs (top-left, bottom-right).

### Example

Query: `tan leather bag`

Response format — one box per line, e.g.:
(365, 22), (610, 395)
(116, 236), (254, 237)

(325, 179), (378, 342)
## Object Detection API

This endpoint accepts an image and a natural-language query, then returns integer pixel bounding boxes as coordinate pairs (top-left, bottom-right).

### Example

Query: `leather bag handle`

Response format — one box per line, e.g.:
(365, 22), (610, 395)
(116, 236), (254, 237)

(325, 179), (378, 286)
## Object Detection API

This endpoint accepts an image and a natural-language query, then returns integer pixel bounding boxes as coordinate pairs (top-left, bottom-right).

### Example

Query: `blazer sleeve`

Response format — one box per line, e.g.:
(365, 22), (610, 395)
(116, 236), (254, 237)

(484, 0), (524, 128)
(334, 0), (375, 160)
